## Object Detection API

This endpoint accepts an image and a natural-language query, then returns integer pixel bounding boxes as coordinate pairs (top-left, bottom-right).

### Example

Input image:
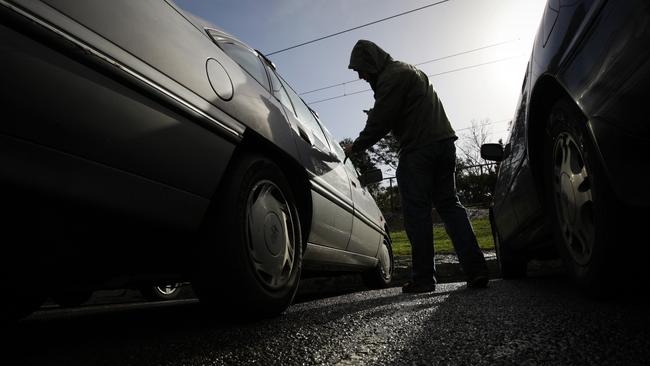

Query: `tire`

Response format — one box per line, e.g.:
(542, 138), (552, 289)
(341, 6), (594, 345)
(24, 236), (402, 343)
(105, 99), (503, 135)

(544, 98), (616, 293)
(140, 284), (183, 301)
(51, 290), (93, 308)
(362, 234), (394, 289)
(491, 212), (527, 279)
(193, 154), (302, 319)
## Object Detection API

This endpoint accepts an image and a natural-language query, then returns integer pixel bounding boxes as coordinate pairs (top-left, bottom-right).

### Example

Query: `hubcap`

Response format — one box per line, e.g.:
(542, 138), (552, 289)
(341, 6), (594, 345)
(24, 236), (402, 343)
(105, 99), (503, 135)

(246, 180), (296, 290)
(552, 132), (595, 266)
(155, 284), (179, 296)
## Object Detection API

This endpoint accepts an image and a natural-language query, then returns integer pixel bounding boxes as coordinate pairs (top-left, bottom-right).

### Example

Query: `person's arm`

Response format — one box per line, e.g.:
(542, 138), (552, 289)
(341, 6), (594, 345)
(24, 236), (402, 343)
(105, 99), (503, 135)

(351, 70), (407, 153)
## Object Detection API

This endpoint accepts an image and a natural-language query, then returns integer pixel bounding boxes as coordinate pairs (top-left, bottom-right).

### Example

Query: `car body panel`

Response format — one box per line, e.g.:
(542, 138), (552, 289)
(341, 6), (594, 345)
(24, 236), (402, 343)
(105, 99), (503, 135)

(555, 0), (650, 206)
(0, 0), (389, 299)
(307, 181), (354, 251)
(0, 14), (224, 231)
(490, 0), (650, 254)
(343, 160), (382, 257)
(530, 0), (650, 207)
(269, 73), (356, 252)
(5, 0), (245, 139)
(302, 243), (378, 272)
(20, 0), (303, 167)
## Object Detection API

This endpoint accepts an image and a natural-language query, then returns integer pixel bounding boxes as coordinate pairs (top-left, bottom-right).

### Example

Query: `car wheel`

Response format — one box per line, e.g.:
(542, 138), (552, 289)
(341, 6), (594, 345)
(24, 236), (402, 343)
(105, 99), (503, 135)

(194, 154), (302, 318)
(140, 284), (183, 301)
(545, 98), (615, 293)
(492, 222), (527, 279)
(51, 290), (93, 308)
(362, 234), (394, 289)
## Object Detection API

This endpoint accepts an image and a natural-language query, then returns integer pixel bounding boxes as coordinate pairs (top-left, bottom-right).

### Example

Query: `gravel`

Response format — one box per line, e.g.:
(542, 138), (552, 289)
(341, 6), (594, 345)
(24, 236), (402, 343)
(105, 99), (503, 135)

(6, 273), (650, 366)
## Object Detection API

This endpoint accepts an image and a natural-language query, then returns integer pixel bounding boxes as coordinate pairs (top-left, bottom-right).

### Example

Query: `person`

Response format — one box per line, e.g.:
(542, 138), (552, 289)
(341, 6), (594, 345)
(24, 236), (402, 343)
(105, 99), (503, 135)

(344, 40), (489, 293)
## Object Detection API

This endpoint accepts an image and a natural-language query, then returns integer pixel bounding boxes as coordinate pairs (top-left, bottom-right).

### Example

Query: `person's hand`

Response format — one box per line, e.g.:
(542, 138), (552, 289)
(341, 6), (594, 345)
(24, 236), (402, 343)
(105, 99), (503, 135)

(343, 144), (353, 164)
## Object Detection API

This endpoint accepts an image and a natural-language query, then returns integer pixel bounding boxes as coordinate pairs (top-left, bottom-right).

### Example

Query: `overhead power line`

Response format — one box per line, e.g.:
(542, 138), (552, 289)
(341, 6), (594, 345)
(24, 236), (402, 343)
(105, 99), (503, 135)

(265, 0), (451, 56)
(300, 38), (519, 96)
(455, 119), (511, 133)
(307, 54), (525, 105)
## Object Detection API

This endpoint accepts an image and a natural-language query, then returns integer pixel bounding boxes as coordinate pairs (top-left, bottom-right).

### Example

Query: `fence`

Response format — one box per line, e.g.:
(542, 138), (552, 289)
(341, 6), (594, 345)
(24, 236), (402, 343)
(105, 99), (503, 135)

(374, 162), (497, 212)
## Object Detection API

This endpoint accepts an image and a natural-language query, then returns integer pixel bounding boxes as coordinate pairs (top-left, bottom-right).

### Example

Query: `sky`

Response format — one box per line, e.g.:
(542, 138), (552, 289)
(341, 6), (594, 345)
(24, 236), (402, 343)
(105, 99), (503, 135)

(174, 0), (547, 173)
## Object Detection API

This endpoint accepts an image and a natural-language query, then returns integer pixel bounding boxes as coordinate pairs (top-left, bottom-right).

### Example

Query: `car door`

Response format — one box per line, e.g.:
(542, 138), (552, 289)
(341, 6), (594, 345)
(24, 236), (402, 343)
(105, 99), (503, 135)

(274, 74), (354, 251)
(342, 159), (383, 258)
(504, 63), (546, 242)
(492, 125), (520, 241)
(493, 64), (535, 242)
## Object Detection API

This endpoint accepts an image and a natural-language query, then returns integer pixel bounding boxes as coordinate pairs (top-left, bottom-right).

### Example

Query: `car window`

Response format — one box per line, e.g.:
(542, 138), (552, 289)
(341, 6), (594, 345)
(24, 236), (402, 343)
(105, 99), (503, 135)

(279, 76), (329, 151)
(320, 123), (347, 162)
(266, 66), (294, 114)
(218, 41), (270, 91)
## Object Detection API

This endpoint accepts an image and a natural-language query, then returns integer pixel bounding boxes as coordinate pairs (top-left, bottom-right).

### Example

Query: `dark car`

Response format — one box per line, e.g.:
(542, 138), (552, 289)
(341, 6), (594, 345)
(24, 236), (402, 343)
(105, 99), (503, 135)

(0, 0), (393, 321)
(481, 0), (650, 291)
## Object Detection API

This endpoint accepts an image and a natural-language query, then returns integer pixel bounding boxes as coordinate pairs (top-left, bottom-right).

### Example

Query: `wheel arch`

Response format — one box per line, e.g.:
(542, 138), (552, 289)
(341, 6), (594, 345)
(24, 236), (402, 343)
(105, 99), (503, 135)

(527, 75), (578, 212)
(214, 131), (313, 249)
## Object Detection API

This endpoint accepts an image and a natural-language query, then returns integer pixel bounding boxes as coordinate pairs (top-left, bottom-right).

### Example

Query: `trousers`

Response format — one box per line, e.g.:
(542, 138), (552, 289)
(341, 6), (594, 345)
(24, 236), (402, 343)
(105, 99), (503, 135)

(396, 138), (488, 282)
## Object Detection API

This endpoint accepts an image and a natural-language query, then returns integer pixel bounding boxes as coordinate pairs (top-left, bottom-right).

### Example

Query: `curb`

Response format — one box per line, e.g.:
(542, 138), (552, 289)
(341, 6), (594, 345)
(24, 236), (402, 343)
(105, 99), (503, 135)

(391, 251), (499, 284)
(296, 251), (499, 299)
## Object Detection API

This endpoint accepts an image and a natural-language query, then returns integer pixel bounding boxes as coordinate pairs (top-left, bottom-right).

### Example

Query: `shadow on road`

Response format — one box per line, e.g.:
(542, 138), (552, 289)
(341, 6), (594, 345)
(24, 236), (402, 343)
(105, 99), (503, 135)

(3, 262), (650, 365)
(384, 270), (650, 365)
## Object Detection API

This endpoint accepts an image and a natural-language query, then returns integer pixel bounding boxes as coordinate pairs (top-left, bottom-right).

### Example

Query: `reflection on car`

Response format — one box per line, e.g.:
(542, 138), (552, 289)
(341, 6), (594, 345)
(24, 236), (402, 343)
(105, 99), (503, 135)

(0, 0), (393, 321)
(481, 0), (650, 292)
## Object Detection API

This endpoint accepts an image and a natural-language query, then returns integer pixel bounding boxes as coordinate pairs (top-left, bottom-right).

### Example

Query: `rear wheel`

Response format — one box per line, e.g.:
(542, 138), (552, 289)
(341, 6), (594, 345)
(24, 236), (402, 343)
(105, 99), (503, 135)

(194, 154), (302, 318)
(545, 98), (616, 293)
(140, 284), (183, 301)
(362, 234), (394, 289)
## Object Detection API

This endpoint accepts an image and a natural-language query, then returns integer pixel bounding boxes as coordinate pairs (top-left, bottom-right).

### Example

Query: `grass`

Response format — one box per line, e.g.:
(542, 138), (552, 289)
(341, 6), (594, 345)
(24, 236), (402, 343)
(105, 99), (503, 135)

(390, 217), (495, 256)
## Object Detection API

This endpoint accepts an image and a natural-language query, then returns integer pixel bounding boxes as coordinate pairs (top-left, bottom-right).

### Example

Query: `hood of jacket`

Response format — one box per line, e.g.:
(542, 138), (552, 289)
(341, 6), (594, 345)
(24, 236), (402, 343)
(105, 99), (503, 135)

(348, 40), (393, 75)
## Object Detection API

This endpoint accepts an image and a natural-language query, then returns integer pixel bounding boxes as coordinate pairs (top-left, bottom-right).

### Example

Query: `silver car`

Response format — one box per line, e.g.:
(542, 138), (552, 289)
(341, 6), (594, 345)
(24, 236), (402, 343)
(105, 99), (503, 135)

(0, 0), (393, 320)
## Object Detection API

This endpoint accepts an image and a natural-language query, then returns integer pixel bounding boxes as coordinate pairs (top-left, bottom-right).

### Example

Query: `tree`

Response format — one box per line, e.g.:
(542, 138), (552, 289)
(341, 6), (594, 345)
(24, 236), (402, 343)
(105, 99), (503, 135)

(370, 133), (399, 171)
(372, 181), (400, 212)
(457, 119), (491, 175)
(455, 119), (501, 206)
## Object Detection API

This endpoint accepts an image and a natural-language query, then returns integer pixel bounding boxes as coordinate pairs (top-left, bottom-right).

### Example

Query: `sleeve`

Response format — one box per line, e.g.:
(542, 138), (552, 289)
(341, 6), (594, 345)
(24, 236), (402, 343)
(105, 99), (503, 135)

(351, 70), (407, 153)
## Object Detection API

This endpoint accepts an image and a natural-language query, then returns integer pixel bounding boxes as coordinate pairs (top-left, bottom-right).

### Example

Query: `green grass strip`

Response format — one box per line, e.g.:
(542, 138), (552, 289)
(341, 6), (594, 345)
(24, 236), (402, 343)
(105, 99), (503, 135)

(390, 217), (494, 256)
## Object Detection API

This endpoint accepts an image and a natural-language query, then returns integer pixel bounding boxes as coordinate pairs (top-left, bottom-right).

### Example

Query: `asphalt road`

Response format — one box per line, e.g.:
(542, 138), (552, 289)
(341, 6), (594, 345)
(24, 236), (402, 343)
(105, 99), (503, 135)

(3, 271), (650, 366)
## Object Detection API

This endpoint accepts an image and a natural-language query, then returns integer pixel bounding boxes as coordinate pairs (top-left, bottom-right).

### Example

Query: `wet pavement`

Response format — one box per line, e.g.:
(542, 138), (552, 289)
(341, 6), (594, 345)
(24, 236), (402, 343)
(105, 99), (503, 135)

(4, 267), (650, 365)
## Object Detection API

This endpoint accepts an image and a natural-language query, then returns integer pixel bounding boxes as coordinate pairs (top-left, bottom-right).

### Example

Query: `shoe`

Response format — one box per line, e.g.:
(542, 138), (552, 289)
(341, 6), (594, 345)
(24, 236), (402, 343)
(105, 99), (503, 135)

(402, 281), (436, 293)
(466, 274), (489, 288)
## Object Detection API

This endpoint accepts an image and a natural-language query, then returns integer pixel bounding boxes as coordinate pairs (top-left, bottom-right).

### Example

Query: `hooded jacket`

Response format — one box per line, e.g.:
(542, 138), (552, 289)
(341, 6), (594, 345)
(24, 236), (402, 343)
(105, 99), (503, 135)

(348, 40), (457, 155)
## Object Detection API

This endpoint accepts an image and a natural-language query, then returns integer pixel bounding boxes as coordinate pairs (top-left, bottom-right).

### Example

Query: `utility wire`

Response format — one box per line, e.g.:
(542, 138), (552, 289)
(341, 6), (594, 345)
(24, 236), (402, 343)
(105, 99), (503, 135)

(265, 0), (451, 56)
(307, 54), (525, 105)
(455, 119), (511, 133)
(300, 38), (519, 96)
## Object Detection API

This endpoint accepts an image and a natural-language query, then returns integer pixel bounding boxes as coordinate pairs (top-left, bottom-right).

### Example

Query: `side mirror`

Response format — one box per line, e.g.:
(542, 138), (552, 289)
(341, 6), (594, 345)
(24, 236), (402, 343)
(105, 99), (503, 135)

(480, 143), (505, 162)
(358, 168), (383, 187)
